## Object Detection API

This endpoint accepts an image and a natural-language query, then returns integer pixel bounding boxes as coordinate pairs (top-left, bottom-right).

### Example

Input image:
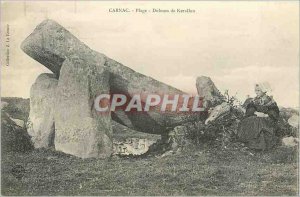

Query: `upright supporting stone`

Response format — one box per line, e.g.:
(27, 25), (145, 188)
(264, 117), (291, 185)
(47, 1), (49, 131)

(27, 73), (57, 148)
(54, 57), (113, 158)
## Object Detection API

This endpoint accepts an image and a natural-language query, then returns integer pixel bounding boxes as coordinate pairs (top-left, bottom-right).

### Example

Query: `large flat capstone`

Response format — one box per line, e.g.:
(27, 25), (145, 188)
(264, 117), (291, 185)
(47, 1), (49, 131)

(21, 19), (201, 136)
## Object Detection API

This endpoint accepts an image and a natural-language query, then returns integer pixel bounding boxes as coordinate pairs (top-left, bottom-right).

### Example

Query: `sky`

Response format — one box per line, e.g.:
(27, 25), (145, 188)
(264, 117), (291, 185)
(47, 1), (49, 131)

(1, 1), (299, 108)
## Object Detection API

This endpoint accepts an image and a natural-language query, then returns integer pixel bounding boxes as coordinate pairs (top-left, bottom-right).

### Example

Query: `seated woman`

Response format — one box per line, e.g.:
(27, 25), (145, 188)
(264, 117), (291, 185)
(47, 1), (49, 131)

(238, 83), (280, 150)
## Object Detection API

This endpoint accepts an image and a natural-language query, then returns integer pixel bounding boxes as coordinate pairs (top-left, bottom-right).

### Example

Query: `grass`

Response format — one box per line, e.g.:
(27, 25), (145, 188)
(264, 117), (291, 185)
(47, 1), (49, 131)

(1, 144), (298, 196)
(1, 97), (298, 195)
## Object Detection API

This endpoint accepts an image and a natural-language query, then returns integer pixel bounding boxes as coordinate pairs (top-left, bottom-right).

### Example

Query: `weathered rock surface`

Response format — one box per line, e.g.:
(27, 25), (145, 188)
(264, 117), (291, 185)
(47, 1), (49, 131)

(1, 101), (8, 110)
(205, 102), (231, 124)
(28, 73), (57, 148)
(21, 19), (200, 137)
(10, 117), (25, 128)
(54, 57), (113, 158)
(112, 121), (160, 140)
(288, 114), (299, 128)
(113, 138), (157, 156)
(282, 136), (299, 147)
(196, 76), (223, 107)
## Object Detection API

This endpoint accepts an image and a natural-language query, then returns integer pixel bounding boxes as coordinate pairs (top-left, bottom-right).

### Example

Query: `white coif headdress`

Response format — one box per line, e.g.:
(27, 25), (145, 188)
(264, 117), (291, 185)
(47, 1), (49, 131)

(256, 82), (272, 94)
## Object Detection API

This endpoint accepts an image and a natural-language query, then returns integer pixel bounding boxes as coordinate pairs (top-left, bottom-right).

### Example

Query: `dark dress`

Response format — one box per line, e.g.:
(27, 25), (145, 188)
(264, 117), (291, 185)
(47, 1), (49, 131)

(237, 95), (280, 150)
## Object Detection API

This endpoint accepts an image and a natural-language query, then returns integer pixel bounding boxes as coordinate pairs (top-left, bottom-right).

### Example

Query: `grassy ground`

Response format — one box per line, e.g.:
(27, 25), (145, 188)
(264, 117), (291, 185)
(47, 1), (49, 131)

(1, 97), (298, 195)
(1, 144), (298, 196)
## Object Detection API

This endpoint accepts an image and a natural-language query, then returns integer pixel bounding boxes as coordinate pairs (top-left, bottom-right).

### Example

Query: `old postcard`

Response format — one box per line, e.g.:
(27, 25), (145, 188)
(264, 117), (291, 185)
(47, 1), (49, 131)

(1, 1), (299, 196)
